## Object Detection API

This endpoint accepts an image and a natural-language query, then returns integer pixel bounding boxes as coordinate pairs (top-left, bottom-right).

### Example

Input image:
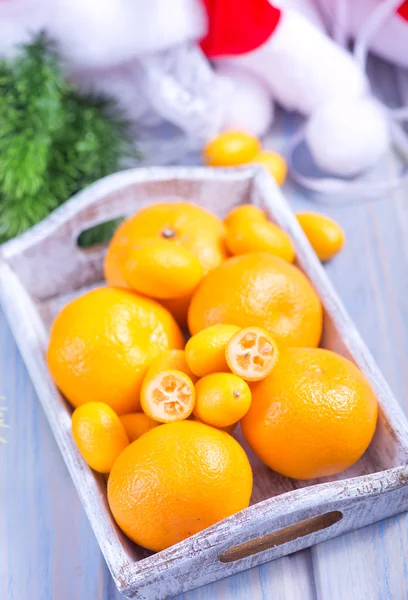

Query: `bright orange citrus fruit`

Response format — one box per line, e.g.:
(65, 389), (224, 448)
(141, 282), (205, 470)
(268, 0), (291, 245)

(188, 253), (322, 348)
(226, 326), (279, 382)
(224, 204), (267, 228)
(241, 348), (378, 479)
(296, 212), (345, 262)
(72, 402), (129, 473)
(203, 131), (261, 167)
(146, 349), (197, 382)
(119, 413), (159, 443)
(141, 369), (195, 423)
(189, 415), (237, 434)
(225, 218), (295, 262)
(160, 294), (192, 329)
(120, 238), (204, 299)
(252, 150), (288, 186)
(47, 287), (183, 414)
(105, 202), (227, 287)
(107, 420), (253, 551)
(194, 373), (252, 428)
(185, 324), (240, 377)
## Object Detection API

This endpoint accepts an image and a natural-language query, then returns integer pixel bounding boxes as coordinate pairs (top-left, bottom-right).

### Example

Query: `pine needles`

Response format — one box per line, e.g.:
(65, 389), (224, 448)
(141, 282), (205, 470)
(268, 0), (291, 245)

(0, 34), (139, 242)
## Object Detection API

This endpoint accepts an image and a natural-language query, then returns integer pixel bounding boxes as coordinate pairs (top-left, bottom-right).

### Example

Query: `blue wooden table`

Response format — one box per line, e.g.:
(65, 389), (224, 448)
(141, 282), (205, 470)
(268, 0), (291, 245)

(2, 59), (408, 600)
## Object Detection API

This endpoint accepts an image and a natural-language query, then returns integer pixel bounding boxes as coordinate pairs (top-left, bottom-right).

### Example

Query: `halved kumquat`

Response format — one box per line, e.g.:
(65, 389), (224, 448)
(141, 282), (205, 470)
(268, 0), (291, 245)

(141, 369), (195, 423)
(226, 326), (279, 382)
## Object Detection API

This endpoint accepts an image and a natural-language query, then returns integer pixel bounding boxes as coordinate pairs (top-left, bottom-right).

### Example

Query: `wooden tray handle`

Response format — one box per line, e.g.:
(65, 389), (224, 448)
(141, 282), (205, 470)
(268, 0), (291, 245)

(219, 510), (343, 563)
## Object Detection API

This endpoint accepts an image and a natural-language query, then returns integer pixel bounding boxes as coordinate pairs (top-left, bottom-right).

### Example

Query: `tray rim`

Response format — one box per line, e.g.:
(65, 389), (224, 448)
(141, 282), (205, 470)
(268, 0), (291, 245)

(1, 165), (408, 596)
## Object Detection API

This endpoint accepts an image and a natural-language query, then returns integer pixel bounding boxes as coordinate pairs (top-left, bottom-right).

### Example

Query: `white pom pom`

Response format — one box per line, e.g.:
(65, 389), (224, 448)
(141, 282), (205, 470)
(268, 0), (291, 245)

(305, 96), (390, 177)
(215, 65), (274, 137)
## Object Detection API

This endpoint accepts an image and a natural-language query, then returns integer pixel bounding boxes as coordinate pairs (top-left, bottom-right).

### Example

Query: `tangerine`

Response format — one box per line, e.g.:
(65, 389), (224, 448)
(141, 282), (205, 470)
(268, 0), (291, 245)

(47, 287), (183, 414)
(107, 421), (253, 551)
(241, 348), (378, 479)
(189, 253), (322, 348)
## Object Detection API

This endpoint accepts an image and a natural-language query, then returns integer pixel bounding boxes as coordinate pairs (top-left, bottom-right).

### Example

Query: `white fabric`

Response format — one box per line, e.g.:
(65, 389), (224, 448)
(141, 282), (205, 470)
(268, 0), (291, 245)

(51, 0), (207, 69)
(306, 97), (390, 176)
(287, 0), (408, 192)
(0, 0), (49, 56)
(313, 0), (408, 69)
(220, 9), (369, 115)
(215, 64), (274, 137)
(0, 0), (207, 67)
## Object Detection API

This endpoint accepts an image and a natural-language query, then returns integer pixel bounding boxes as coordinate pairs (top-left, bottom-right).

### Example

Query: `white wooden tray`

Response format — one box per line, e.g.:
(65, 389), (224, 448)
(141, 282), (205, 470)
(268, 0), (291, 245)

(1, 166), (408, 600)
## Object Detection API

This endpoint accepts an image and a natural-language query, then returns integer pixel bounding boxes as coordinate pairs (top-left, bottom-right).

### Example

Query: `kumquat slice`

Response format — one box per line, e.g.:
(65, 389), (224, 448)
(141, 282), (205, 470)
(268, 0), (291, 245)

(226, 327), (279, 382)
(141, 369), (195, 423)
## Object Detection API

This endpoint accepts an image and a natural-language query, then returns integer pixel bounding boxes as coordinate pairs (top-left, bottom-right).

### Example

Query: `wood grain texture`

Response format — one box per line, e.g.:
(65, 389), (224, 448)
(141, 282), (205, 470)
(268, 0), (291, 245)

(2, 57), (408, 600)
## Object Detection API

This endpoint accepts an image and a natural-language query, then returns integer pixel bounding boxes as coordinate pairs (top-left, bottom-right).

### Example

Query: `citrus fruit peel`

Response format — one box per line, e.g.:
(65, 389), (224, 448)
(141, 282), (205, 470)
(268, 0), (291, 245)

(252, 150), (288, 186)
(296, 212), (345, 262)
(185, 324), (240, 377)
(141, 369), (195, 423)
(225, 218), (295, 263)
(224, 204), (267, 228)
(203, 130), (261, 167)
(147, 349), (198, 383)
(194, 372), (252, 428)
(71, 402), (129, 473)
(119, 413), (159, 443)
(121, 238), (204, 300)
(226, 327), (279, 381)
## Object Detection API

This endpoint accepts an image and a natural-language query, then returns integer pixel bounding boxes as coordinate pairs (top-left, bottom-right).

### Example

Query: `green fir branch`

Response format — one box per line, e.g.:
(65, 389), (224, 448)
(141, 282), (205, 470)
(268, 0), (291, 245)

(0, 34), (140, 243)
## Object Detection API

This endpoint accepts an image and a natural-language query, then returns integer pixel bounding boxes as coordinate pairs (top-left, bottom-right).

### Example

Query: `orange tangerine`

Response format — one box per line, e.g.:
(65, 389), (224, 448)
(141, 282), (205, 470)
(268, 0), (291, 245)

(47, 287), (183, 415)
(121, 238), (204, 299)
(189, 253), (322, 348)
(241, 348), (378, 479)
(107, 421), (253, 551)
(105, 202), (227, 289)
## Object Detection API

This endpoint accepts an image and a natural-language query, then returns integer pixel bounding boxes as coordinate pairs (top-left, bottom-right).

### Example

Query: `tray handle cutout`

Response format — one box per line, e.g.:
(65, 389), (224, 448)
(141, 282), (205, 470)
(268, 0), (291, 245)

(219, 510), (343, 563)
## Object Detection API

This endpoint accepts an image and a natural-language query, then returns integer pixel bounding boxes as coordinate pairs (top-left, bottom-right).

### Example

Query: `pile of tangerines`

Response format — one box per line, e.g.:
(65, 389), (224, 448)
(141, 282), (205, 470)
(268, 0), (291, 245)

(46, 199), (378, 553)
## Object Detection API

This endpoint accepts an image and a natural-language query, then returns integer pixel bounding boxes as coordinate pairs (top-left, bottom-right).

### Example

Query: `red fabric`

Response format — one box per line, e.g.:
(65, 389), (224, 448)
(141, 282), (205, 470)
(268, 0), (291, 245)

(200, 0), (281, 58)
(397, 1), (408, 21)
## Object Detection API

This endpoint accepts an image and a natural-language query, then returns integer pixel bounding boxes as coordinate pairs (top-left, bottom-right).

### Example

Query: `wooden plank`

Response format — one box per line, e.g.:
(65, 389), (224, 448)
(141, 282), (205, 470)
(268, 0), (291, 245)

(0, 313), (121, 600)
(298, 61), (408, 600)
